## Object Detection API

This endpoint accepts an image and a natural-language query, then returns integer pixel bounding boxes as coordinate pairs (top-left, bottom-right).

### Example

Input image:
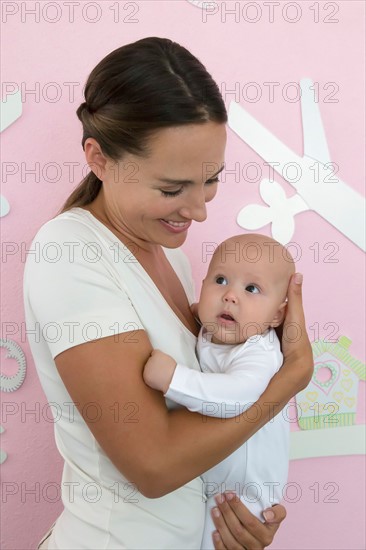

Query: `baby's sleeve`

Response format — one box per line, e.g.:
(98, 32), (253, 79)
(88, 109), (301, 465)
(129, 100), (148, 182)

(164, 339), (283, 418)
(23, 219), (144, 360)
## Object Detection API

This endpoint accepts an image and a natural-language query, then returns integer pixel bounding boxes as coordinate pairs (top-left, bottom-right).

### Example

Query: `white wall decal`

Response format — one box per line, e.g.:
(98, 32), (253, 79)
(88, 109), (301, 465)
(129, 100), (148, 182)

(1, 90), (22, 217)
(0, 195), (10, 218)
(0, 340), (27, 464)
(186, 0), (217, 9)
(230, 79), (366, 250)
(0, 339), (27, 393)
(1, 89), (22, 132)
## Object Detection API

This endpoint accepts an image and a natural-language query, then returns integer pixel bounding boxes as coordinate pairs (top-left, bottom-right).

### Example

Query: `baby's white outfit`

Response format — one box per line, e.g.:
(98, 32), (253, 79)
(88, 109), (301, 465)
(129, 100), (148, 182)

(165, 326), (290, 550)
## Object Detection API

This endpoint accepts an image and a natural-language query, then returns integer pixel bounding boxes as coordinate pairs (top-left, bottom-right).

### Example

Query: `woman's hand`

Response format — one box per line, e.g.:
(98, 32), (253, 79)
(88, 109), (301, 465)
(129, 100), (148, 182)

(280, 273), (313, 392)
(211, 493), (286, 549)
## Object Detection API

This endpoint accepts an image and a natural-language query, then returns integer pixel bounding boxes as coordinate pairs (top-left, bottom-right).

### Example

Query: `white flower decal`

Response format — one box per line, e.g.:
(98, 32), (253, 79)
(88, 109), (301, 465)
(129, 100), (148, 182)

(237, 179), (309, 245)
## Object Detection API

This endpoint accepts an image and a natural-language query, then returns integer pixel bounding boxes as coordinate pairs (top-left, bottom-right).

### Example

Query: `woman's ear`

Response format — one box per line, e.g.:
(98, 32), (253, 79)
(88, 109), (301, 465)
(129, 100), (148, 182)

(270, 302), (287, 328)
(84, 138), (108, 181)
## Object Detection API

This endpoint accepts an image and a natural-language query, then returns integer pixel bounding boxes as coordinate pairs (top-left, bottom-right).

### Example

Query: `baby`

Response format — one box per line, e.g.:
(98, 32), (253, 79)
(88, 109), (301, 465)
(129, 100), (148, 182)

(143, 233), (295, 550)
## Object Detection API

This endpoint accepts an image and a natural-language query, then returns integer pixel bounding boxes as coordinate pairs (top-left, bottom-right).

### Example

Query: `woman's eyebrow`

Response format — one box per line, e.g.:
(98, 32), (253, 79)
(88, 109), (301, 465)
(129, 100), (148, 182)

(157, 164), (225, 185)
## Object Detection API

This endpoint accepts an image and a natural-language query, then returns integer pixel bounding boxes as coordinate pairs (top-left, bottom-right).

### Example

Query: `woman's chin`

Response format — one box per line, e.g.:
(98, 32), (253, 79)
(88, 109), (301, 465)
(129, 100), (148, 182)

(158, 230), (188, 248)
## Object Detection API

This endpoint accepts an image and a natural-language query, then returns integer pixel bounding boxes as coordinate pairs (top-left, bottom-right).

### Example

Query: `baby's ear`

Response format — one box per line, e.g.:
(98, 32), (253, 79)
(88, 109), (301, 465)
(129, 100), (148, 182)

(270, 301), (287, 328)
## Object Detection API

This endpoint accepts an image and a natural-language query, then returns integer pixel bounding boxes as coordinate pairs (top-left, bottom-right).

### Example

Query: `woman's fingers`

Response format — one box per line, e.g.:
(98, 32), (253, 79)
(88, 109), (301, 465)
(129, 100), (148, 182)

(263, 503), (287, 525)
(211, 504), (247, 550)
(282, 273), (313, 387)
(283, 274), (304, 353)
(261, 504), (287, 543)
(212, 494), (267, 549)
(224, 493), (276, 548)
(212, 495), (288, 549)
(283, 273), (306, 336)
(212, 530), (227, 550)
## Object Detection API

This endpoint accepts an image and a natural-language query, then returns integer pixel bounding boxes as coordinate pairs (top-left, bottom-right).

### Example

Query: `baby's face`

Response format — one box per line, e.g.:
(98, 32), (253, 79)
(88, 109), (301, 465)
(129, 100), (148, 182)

(198, 239), (294, 345)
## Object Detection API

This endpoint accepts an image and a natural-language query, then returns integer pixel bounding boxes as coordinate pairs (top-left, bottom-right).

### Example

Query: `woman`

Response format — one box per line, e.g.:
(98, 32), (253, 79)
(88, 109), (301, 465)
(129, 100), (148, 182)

(24, 37), (313, 549)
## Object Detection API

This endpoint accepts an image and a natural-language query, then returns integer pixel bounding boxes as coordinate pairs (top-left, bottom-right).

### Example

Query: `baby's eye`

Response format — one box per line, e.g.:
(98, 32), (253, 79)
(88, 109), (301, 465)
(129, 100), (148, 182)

(216, 276), (228, 285)
(245, 284), (260, 294)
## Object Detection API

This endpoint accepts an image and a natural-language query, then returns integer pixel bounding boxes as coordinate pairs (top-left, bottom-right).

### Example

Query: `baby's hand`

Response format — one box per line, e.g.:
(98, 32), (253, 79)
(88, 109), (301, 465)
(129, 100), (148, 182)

(143, 350), (177, 394)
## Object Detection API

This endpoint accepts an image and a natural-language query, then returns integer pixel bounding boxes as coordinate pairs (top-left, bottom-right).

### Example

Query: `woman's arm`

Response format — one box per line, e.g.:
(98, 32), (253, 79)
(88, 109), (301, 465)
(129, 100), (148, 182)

(55, 272), (312, 499)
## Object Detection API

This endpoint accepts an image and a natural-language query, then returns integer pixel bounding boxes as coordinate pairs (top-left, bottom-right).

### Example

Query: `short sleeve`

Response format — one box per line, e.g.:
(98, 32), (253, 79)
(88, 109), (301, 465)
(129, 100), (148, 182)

(23, 219), (145, 360)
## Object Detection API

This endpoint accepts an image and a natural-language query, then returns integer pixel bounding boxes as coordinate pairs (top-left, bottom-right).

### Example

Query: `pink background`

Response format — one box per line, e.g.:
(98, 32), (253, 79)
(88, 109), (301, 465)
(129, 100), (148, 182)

(1, 1), (365, 549)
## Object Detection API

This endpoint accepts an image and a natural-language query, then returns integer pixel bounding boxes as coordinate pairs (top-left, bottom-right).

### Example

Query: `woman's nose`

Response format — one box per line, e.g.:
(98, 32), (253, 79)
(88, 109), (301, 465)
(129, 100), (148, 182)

(178, 188), (207, 222)
(223, 289), (238, 304)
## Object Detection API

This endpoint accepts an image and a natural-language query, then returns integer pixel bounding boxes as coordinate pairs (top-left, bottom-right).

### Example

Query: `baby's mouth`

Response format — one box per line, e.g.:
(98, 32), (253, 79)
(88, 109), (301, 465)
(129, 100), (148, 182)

(218, 312), (236, 323)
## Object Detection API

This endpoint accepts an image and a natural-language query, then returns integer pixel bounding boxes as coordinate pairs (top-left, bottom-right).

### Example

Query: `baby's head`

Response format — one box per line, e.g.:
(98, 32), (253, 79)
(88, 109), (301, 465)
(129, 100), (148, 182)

(198, 234), (295, 345)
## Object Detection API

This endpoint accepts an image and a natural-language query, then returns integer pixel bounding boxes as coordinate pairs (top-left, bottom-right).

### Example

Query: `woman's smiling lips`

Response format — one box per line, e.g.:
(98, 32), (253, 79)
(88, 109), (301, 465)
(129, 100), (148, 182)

(159, 219), (192, 233)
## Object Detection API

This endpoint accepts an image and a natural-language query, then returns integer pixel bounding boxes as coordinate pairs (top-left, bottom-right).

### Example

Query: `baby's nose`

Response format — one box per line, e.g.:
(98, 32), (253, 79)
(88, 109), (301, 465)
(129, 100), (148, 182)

(223, 291), (238, 304)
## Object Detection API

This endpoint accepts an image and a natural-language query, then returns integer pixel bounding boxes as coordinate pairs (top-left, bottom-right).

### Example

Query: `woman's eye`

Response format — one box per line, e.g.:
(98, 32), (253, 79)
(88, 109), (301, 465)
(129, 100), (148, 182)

(161, 188), (184, 197)
(161, 178), (219, 197)
(216, 276), (228, 285)
(246, 284), (260, 294)
(205, 177), (220, 185)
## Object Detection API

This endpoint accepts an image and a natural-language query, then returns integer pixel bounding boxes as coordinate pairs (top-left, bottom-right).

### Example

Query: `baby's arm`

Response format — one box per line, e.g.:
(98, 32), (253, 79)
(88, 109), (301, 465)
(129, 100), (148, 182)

(144, 342), (283, 419)
(143, 350), (178, 393)
(166, 355), (280, 418)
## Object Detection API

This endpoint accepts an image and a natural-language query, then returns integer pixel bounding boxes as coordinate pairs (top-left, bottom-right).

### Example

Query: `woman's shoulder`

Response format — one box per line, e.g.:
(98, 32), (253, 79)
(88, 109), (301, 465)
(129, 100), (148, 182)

(30, 207), (106, 244)
(24, 207), (113, 278)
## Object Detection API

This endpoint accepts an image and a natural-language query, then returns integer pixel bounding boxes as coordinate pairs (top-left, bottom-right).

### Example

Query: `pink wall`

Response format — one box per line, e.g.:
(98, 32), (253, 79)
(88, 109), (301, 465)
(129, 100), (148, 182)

(1, 1), (365, 549)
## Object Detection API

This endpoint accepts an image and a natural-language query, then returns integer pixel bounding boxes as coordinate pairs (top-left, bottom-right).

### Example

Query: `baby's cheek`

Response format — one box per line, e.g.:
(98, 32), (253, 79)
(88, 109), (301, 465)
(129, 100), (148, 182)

(197, 295), (210, 320)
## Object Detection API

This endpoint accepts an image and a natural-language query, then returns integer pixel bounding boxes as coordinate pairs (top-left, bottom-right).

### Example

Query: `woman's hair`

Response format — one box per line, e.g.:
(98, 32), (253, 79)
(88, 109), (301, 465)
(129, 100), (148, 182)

(58, 36), (227, 214)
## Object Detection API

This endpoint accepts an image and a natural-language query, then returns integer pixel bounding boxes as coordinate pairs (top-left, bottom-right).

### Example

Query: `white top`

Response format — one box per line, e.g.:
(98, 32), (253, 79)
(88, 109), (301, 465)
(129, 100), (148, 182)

(23, 207), (206, 550)
(165, 327), (290, 549)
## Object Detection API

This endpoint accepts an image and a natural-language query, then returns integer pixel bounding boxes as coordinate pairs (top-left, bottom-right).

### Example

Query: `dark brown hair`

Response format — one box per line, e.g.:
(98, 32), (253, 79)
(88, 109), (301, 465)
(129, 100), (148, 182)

(58, 37), (227, 215)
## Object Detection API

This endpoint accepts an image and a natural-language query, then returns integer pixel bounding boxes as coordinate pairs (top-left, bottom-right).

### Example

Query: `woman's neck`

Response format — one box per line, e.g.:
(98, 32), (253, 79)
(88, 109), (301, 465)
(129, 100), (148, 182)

(81, 194), (161, 259)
